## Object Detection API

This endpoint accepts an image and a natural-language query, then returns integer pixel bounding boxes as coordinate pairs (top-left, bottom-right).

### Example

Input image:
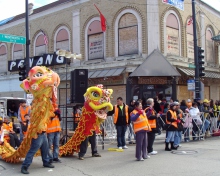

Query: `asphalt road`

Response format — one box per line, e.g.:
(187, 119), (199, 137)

(0, 135), (220, 176)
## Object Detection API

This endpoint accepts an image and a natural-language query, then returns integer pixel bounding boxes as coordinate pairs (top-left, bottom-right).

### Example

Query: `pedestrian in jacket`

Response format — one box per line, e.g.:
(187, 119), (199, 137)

(108, 97), (130, 149)
(144, 98), (160, 155)
(130, 101), (151, 161)
(165, 103), (178, 151)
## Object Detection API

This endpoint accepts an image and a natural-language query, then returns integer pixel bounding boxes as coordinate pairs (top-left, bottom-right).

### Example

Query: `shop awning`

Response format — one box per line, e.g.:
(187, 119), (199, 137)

(129, 49), (180, 77)
(59, 67), (125, 81)
(212, 35), (220, 42)
(178, 67), (220, 79)
(89, 68), (125, 78)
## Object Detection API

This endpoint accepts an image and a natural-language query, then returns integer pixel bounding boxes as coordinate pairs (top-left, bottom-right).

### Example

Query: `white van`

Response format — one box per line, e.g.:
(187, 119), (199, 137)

(0, 97), (26, 118)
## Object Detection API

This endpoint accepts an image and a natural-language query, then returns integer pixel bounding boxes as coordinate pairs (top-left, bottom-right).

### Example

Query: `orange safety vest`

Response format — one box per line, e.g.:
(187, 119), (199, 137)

(114, 105), (129, 124)
(166, 110), (178, 128)
(20, 106), (30, 122)
(47, 115), (61, 133)
(144, 107), (157, 129)
(3, 122), (13, 132)
(132, 109), (151, 133)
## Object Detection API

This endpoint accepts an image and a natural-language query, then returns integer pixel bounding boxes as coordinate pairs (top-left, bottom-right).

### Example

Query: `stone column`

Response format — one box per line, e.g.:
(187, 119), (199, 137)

(72, 9), (80, 54)
(146, 0), (160, 54)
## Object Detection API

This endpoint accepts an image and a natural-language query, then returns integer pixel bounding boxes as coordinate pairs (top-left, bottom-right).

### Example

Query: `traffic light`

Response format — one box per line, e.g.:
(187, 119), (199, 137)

(198, 47), (205, 77)
(18, 64), (27, 81)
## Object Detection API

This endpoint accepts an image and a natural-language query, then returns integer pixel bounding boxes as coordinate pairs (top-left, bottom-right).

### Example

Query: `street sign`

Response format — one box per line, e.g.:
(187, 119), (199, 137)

(187, 79), (195, 91)
(0, 33), (26, 45)
(188, 63), (196, 68)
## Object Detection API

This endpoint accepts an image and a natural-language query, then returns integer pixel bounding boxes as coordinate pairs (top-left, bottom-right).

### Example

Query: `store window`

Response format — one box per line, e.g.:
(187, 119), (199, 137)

(35, 33), (47, 56)
(118, 13), (138, 56)
(87, 20), (104, 60)
(166, 13), (180, 56)
(0, 44), (7, 73)
(55, 28), (70, 51)
(206, 29), (214, 63)
(13, 44), (24, 60)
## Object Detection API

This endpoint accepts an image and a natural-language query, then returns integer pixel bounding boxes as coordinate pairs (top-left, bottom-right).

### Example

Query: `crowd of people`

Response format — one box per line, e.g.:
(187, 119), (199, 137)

(109, 96), (220, 161)
(0, 96), (220, 173)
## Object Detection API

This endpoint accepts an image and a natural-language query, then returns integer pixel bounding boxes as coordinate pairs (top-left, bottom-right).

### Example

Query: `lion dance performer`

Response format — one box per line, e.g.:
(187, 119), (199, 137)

(0, 66), (113, 173)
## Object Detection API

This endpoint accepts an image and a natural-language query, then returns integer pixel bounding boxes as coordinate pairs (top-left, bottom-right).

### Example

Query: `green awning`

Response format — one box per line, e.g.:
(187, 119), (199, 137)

(212, 35), (220, 42)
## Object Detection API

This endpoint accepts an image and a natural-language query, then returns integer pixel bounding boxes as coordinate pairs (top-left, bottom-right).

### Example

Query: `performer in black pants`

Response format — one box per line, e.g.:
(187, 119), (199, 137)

(78, 131), (101, 160)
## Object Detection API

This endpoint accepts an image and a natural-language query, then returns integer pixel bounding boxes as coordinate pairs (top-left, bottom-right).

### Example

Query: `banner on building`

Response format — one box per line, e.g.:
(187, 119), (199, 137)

(167, 27), (179, 56)
(8, 53), (70, 72)
(88, 33), (104, 60)
(162, 0), (184, 11)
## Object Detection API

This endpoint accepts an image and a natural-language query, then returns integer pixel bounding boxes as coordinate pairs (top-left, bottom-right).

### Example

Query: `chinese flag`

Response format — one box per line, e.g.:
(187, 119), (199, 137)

(94, 4), (106, 32)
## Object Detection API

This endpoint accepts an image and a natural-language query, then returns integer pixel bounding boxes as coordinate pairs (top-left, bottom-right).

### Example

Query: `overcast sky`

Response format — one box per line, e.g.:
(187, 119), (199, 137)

(0, 0), (220, 21)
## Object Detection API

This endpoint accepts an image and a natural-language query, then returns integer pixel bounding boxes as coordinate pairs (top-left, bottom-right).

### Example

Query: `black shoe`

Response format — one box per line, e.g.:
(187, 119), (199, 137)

(43, 163), (54, 168)
(165, 142), (171, 151)
(92, 153), (101, 157)
(21, 166), (29, 174)
(53, 158), (61, 163)
(170, 142), (178, 150)
(49, 159), (53, 164)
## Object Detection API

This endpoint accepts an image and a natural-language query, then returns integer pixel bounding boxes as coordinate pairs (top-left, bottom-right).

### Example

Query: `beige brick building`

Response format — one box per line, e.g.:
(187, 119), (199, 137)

(0, 0), (220, 105)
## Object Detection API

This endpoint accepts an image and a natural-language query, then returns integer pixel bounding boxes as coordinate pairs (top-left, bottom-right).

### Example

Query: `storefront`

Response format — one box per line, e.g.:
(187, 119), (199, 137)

(126, 49), (180, 104)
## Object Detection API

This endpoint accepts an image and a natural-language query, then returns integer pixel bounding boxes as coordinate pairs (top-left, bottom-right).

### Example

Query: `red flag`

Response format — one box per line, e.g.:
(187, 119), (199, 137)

(94, 4), (106, 32)
(187, 17), (193, 25)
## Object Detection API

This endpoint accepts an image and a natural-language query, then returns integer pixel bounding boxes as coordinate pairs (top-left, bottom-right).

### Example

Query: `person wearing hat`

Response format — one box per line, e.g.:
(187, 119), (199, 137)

(187, 99), (192, 109)
(199, 99), (211, 137)
(165, 103), (178, 151)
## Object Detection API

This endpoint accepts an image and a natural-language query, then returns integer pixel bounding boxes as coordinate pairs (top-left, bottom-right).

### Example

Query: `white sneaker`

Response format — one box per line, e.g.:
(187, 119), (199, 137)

(137, 158), (144, 161)
(122, 145), (128, 149)
(118, 147), (122, 149)
(149, 151), (157, 155)
(143, 155), (150, 159)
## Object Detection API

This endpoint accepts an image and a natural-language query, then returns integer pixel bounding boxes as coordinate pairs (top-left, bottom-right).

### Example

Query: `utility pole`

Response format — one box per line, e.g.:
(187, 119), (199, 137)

(25, 0), (30, 74)
(192, 0), (200, 99)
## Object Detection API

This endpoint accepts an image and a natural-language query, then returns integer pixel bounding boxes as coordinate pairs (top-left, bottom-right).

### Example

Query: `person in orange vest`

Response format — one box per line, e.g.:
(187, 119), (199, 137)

(130, 101), (151, 161)
(108, 97), (130, 149)
(3, 116), (20, 148)
(21, 114), (30, 137)
(144, 98), (161, 155)
(165, 103), (178, 151)
(47, 109), (62, 163)
(18, 100), (31, 142)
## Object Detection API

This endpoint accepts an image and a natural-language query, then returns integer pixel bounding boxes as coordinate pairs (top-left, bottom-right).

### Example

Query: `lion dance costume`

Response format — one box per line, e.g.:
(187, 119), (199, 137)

(0, 66), (113, 162)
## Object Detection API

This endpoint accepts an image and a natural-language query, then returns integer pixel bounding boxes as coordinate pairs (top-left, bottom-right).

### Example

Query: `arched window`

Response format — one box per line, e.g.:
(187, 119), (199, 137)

(0, 44), (7, 73)
(13, 44), (24, 60)
(206, 29), (214, 63)
(87, 20), (104, 60)
(35, 33), (47, 55)
(166, 13), (180, 56)
(55, 28), (70, 51)
(186, 18), (194, 59)
(118, 13), (138, 56)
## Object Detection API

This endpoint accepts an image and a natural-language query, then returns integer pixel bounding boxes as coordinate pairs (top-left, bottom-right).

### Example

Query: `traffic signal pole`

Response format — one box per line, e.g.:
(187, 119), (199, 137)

(192, 0), (200, 99)
(25, 0), (30, 75)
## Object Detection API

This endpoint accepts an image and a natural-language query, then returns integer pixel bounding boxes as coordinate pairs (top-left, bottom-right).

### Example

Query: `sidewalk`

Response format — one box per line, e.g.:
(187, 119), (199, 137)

(1, 136), (220, 176)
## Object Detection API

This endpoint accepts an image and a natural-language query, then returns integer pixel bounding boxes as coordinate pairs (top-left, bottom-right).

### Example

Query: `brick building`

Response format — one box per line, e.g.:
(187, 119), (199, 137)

(0, 0), (220, 105)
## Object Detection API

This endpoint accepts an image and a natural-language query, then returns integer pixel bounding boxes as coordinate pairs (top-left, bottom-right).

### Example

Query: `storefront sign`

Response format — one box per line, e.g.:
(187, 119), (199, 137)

(162, 0), (184, 11)
(88, 33), (104, 60)
(138, 77), (167, 84)
(8, 53), (69, 72)
(167, 27), (179, 56)
(187, 34), (194, 59)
